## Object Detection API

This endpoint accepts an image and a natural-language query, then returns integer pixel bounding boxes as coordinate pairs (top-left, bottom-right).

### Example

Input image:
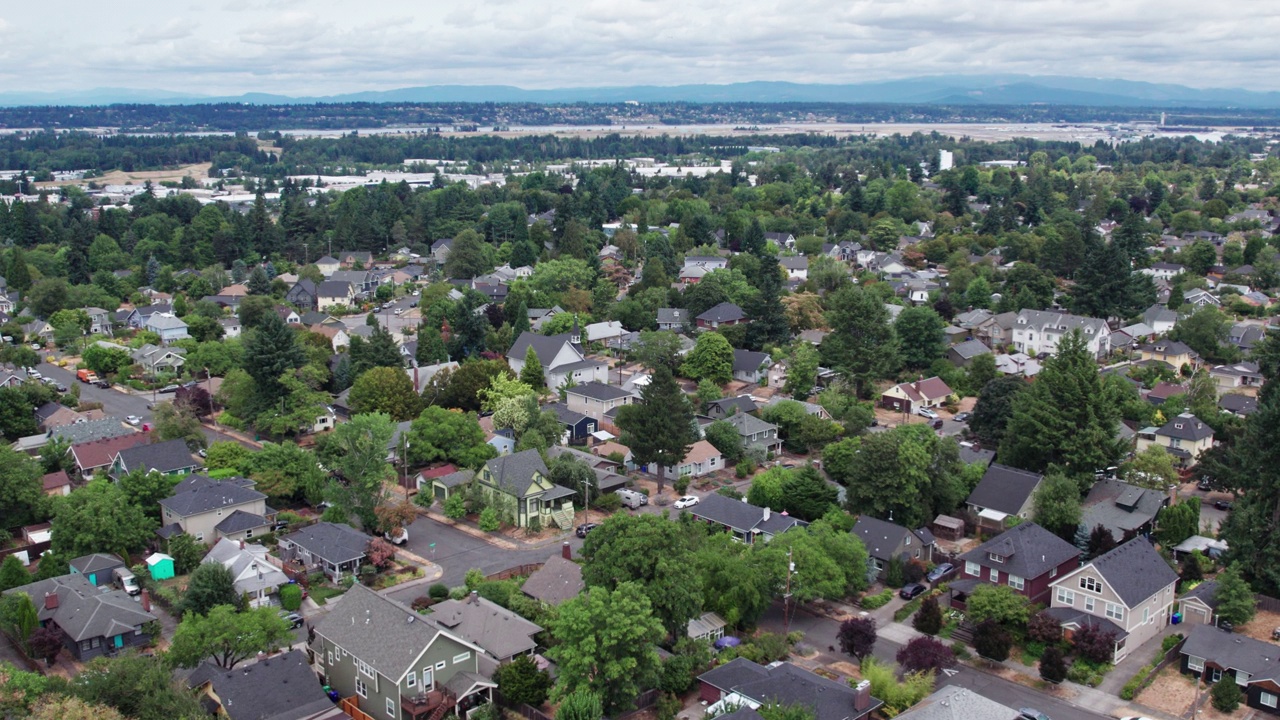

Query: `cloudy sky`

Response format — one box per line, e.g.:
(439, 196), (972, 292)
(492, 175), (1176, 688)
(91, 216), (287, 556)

(2, 0), (1278, 95)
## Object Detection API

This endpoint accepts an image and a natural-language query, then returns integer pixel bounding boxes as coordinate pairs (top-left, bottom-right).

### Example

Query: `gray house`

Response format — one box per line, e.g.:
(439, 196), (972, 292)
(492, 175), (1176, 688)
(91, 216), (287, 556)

(965, 464), (1044, 531)
(3, 573), (156, 661)
(187, 649), (346, 720)
(428, 593), (542, 662)
(311, 584), (496, 720)
(850, 516), (936, 579)
(732, 349), (773, 384)
(278, 522), (369, 581)
(687, 493), (808, 544)
(68, 553), (126, 587)
(158, 475), (274, 544)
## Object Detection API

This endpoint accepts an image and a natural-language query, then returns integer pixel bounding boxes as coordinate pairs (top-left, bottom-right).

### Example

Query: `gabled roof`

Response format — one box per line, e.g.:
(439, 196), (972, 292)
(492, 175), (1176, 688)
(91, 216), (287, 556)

(688, 493), (807, 536)
(1181, 624), (1280, 685)
(656, 308), (686, 325)
(894, 686), (1022, 720)
(697, 302), (745, 323)
(483, 449), (549, 497)
(429, 594), (542, 659)
(850, 516), (933, 563)
(1080, 479), (1166, 541)
(1181, 580), (1219, 609)
(1157, 413), (1213, 441)
(886, 376), (953, 404)
(958, 522), (1078, 580)
(706, 396), (758, 416)
(71, 432), (153, 471)
(193, 650), (339, 720)
(965, 464), (1043, 516)
(280, 522), (368, 564)
(522, 554), (584, 605)
(214, 510), (271, 535)
(160, 475), (265, 517)
(115, 438), (199, 476)
(1071, 537), (1178, 607)
(726, 411), (777, 438)
(52, 418), (137, 445)
(545, 402), (592, 427)
(507, 331), (579, 368)
(316, 280), (354, 298)
(4, 574), (155, 642)
(949, 339), (991, 360)
(69, 553), (124, 576)
(707, 660), (882, 720)
(145, 313), (188, 331)
(732, 349), (772, 374)
(565, 382), (632, 402)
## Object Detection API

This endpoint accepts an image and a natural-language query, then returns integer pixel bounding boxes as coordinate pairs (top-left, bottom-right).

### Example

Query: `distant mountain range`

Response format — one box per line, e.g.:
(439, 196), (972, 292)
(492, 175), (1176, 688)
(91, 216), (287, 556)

(3, 75), (1280, 109)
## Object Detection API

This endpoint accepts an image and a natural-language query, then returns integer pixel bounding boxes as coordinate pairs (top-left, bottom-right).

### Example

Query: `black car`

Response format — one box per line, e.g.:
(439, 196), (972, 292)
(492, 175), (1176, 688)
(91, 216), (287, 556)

(953, 411), (972, 423)
(1214, 500), (1234, 511)
(279, 611), (304, 629)
(899, 583), (927, 600)
(575, 523), (599, 538)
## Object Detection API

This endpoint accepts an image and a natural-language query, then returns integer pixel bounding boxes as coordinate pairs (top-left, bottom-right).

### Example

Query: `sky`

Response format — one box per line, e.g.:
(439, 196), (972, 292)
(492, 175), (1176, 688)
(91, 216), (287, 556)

(2, 0), (1279, 95)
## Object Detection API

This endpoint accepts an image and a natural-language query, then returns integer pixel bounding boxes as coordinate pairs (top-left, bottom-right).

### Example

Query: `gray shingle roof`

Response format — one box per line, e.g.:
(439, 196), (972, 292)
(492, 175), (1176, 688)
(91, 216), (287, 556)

(894, 686), (1021, 720)
(707, 396), (758, 416)
(688, 493), (807, 536)
(966, 464), (1043, 516)
(1181, 624), (1280, 684)
(732, 349), (772, 374)
(1084, 537), (1179, 607)
(196, 650), (337, 720)
(281, 522), (369, 564)
(4, 574), (155, 642)
(697, 302), (745, 323)
(160, 476), (265, 517)
(656, 308), (687, 325)
(521, 554), (584, 606)
(958, 522), (1079, 580)
(1042, 606), (1128, 641)
(483, 449), (549, 497)
(566, 382), (632, 402)
(507, 330), (578, 367)
(316, 280), (353, 298)
(720, 661), (882, 720)
(214, 510), (270, 535)
(949, 339), (991, 360)
(1157, 413), (1214, 441)
(52, 418), (137, 445)
(726, 412), (777, 438)
(1080, 479), (1167, 542)
(851, 516), (932, 564)
(699, 656), (770, 692)
(68, 553), (124, 576)
(429, 595), (542, 660)
(115, 438), (200, 475)
(1181, 580), (1219, 609)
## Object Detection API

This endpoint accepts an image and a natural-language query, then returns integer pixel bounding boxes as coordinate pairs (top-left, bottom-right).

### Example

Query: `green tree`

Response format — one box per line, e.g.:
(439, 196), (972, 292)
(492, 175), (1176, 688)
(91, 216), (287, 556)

(616, 364), (697, 495)
(747, 466), (789, 510)
(415, 325), (449, 365)
(0, 556), (29, 592)
(557, 690), (604, 720)
(68, 652), (207, 720)
(203, 441), (253, 473)
(581, 513), (703, 636)
(168, 604), (292, 669)
(1032, 472), (1083, 541)
(704, 420), (744, 464)
(965, 584), (1030, 628)
(117, 470), (181, 522)
(151, 401), (207, 451)
(1170, 306), (1233, 363)
(548, 582), (665, 714)
(1121, 445), (1180, 489)
(493, 654), (552, 708)
(167, 533), (205, 575)
(177, 563), (243, 617)
(964, 276), (993, 309)
(519, 345), (546, 388)
(784, 343), (820, 399)
(681, 332), (734, 385)
(407, 406), (497, 469)
(325, 413), (396, 530)
(349, 366), (423, 421)
(1214, 563), (1257, 627)
(894, 306), (947, 370)
(1040, 645), (1068, 683)
(631, 331), (684, 372)
(692, 532), (778, 628)
(820, 285), (899, 396)
(745, 260), (790, 351)
(349, 324), (404, 377)
(82, 343), (134, 377)
(246, 266), (271, 295)
(0, 446), (45, 527)
(249, 441), (328, 505)
(913, 595), (943, 635)
(826, 426), (965, 529)
(0, 593), (38, 654)
(444, 229), (494, 280)
(965, 353), (997, 396)
(1211, 674), (1242, 713)
(50, 480), (153, 559)
(241, 311), (305, 417)
(1155, 499), (1201, 547)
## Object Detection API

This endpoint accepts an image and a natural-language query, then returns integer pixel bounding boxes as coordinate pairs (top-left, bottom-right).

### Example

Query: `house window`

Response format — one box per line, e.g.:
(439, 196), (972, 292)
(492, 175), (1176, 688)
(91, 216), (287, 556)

(327, 651), (333, 665)
(1143, 608), (1150, 624)
(435, 661), (446, 671)
(1261, 691), (1277, 708)
(1056, 588), (1075, 606)
(989, 567), (999, 582)
(1079, 577), (1101, 593)
(1049, 567), (1058, 578)
(1237, 671), (1251, 686)
(407, 672), (416, 688)
(423, 669), (434, 688)
(965, 561), (980, 577)
(355, 679), (368, 698)
(453, 652), (471, 664)
(359, 660), (374, 678)
(245, 529), (253, 538)
(1105, 603), (1124, 621)
(386, 698), (396, 717)
(988, 553), (1004, 563)
(1211, 668), (1222, 683)
(1008, 575), (1025, 591)
(1085, 597), (1095, 613)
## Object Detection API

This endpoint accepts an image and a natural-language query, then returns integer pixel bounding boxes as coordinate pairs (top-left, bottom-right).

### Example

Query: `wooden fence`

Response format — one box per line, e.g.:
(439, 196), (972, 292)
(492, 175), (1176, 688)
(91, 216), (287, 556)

(612, 689), (662, 720)
(339, 696), (375, 720)
(1256, 593), (1280, 614)
(486, 563), (544, 581)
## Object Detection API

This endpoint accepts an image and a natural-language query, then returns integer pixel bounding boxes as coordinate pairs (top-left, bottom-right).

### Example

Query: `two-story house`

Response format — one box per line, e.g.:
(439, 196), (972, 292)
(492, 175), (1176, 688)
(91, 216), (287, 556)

(111, 438), (200, 479)
(157, 475), (275, 544)
(1080, 479), (1169, 544)
(1046, 538), (1178, 662)
(850, 516), (936, 580)
(1011, 310), (1110, 359)
(726, 412), (783, 455)
(952, 522), (1080, 607)
(429, 239), (453, 266)
(3, 573), (156, 661)
(187, 649), (346, 720)
(132, 343), (186, 375)
(564, 382), (634, 423)
(285, 279), (320, 311)
(506, 328), (607, 390)
(732, 349), (774, 385)
(203, 538), (290, 608)
(696, 302), (747, 331)
(1137, 340), (1201, 371)
(704, 396), (759, 420)
(145, 313), (190, 344)
(428, 592), (542, 663)
(70, 433), (152, 480)
(1181, 624), (1280, 716)
(311, 584), (496, 720)
(476, 450), (576, 530)
(1210, 361), (1264, 392)
(329, 270), (378, 296)
(317, 281), (356, 311)
(965, 464), (1044, 532)
(314, 255), (341, 276)
(1136, 412), (1214, 468)
(82, 307), (112, 336)
(656, 308), (689, 332)
(126, 303), (174, 329)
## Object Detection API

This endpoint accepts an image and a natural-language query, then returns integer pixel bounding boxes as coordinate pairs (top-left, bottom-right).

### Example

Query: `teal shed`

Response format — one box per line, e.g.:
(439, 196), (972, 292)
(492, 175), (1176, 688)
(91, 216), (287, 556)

(145, 552), (175, 581)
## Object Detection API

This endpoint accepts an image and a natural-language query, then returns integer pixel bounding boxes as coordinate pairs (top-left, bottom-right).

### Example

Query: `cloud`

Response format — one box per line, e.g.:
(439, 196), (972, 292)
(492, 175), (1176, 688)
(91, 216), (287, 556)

(130, 18), (192, 44)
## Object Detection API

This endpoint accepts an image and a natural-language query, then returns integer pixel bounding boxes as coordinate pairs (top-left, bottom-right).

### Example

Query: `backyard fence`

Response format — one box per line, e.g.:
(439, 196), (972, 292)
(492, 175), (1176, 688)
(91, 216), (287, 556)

(485, 563), (544, 581)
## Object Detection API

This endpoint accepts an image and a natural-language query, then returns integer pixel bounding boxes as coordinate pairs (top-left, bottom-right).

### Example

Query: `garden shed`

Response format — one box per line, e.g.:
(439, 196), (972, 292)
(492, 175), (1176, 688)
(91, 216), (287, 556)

(146, 552), (175, 581)
(931, 514), (965, 542)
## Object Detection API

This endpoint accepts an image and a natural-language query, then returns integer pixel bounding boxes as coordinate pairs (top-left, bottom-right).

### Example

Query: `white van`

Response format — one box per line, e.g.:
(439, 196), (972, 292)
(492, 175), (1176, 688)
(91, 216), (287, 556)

(113, 567), (140, 596)
(616, 488), (648, 510)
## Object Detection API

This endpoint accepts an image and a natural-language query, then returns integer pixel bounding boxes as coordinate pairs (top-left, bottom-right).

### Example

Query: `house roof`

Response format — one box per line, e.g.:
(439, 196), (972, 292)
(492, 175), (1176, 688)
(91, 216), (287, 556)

(894, 686), (1022, 720)
(958, 522), (1079, 580)
(1140, 340), (1198, 358)
(1077, 537), (1179, 607)
(69, 553), (124, 576)
(214, 510), (271, 535)
(1181, 624), (1280, 684)
(711, 660), (882, 720)
(699, 656), (770, 693)
(886, 376), (953, 404)
(521, 553), (585, 605)
(507, 330), (579, 368)
(732, 349), (772, 374)
(566, 382), (632, 402)
(429, 594), (542, 659)
(483, 449), (549, 497)
(546, 402), (592, 427)
(52, 418), (137, 445)
(1042, 606), (1128, 641)
(194, 649), (339, 720)
(726, 412), (778, 439)
(1181, 580), (1220, 609)
(160, 475), (266, 517)
(316, 280), (353, 298)
(313, 584), (478, 680)
(281, 522), (368, 564)
(42, 470), (71, 493)
(688, 493), (807, 537)
(4, 573), (155, 642)
(1157, 413), (1214, 441)
(949, 339), (991, 360)
(682, 440), (723, 466)
(656, 308), (686, 325)
(145, 313), (188, 331)
(850, 516), (932, 563)
(1080, 479), (1166, 541)
(1219, 394), (1258, 415)
(706, 396), (758, 416)
(965, 464), (1043, 516)
(697, 302), (745, 323)
(115, 438), (199, 476)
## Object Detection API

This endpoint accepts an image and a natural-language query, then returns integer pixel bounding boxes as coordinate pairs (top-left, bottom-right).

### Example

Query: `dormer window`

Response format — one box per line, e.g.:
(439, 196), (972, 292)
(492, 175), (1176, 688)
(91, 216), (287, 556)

(988, 553), (1004, 563)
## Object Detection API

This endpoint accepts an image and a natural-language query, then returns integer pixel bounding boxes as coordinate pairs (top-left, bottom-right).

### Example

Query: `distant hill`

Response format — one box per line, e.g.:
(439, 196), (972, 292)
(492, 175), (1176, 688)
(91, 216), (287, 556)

(3, 75), (1280, 108)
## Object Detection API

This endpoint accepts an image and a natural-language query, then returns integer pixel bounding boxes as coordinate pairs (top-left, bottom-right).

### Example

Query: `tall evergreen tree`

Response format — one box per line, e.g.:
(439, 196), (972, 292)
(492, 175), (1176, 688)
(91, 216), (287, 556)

(519, 346), (546, 389)
(746, 259), (790, 350)
(415, 325), (449, 366)
(246, 266), (272, 295)
(242, 311), (306, 414)
(819, 285), (899, 396)
(615, 364), (697, 495)
(351, 324), (403, 377)
(741, 217), (767, 258)
(507, 298), (531, 338)
(7, 247), (31, 293)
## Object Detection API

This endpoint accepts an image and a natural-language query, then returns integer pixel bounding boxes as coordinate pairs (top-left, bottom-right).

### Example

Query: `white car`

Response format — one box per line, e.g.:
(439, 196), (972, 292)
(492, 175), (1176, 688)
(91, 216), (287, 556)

(384, 527), (408, 545)
(27, 368), (42, 380)
(916, 407), (939, 420)
(126, 415), (142, 426)
(674, 495), (699, 509)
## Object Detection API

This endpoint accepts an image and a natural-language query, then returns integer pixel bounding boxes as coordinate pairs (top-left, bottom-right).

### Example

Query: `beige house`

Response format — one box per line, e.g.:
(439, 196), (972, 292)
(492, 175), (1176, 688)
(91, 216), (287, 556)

(663, 440), (724, 479)
(157, 476), (275, 544)
(1136, 413), (1214, 468)
(1137, 341), (1201, 371)
(1047, 538), (1178, 662)
(565, 382), (634, 422)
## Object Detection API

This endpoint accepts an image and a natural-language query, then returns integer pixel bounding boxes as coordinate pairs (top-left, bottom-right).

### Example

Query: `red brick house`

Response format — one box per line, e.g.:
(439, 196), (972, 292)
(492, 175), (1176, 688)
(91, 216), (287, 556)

(696, 302), (746, 331)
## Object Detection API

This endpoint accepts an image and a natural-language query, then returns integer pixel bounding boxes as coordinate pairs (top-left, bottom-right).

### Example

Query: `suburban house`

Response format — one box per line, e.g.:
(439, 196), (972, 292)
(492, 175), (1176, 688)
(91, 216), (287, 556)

(506, 329), (607, 390)
(699, 659), (881, 720)
(689, 493), (809, 544)
(1142, 304), (1179, 335)
(726, 412), (783, 455)
(1137, 340), (1201, 371)
(704, 396), (759, 420)
(316, 281), (356, 310)
(696, 302), (747, 331)
(314, 255), (340, 276)
(662, 440), (725, 479)
(732, 349), (773, 384)
(1047, 538), (1178, 662)
(1180, 624), (1280, 715)
(83, 307), (112, 336)
(110, 438), (200, 479)
(68, 553), (126, 587)
(1210, 361), (1264, 391)
(187, 649), (346, 720)
(656, 308), (689, 331)
(779, 255), (809, 279)
(125, 303), (174, 328)
(545, 402), (596, 444)
(157, 475), (275, 544)
(894, 686), (1024, 720)
(3, 573), (156, 661)
(965, 464), (1044, 531)
(879, 376), (953, 415)
(429, 239), (452, 265)
(564, 382), (633, 422)
(1011, 310), (1111, 358)
(203, 538), (291, 609)
(1141, 262), (1186, 281)
(311, 584), (496, 720)
(947, 339), (992, 367)
(1136, 413), (1215, 468)
(1177, 580), (1221, 627)
(41, 470), (71, 497)
(428, 592), (541, 662)
(219, 317), (242, 338)
(328, 270), (378, 296)
(850, 516), (936, 580)
(336, 251), (373, 269)
(70, 433), (152, 480)
(285, 279), (321, 311)
(475, 450), (577, 530)
(132, 343), (186, 374)
(521, 548), (584, 606)
(1080, 479), (1169, 544)
(144, 313), (190, 344)
(278, 522), (369, 581)
(952, 522), (1080, 606)
(1220, 394), (1259, 417)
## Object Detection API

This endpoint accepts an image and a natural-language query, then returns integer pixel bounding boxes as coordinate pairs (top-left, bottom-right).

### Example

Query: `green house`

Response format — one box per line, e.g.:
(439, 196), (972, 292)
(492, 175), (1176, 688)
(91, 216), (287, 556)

(145, 552), (175, 581)
(476, 450), (576, 530)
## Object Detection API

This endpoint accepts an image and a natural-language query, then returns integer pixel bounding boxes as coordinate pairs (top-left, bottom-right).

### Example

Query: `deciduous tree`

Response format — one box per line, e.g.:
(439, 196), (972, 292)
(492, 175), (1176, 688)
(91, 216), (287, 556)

(325, 413), (396, 530)
(1032, 472), (1083, 541)
(581, 514), (703, 636)
(168, 605), (292, 669)
(819, 285), (899, 396)
(50, 480), (153, 560)
(349, 366), (423, 421)
(838, 616), (877, 659)
(176, 563), (243, 617)
(681, 332), (734, 385)
(895, 636), (955, 674)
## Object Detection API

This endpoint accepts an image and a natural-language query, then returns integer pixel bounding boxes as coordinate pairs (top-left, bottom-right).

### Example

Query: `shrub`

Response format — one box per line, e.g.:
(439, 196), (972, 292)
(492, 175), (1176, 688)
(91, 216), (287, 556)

(1027, 610), (1064, 644)
(837, 617), (876, 659)
(884, 556), (905, 588)
(593, 493), (621, 512)
(735, 460), (755, 478)
(973, 619), (1012, 662)
(913, 596), (943, 635)
(411, 596), (434, 611)
(1161, 633), (1184, 654)
(279, 583), (302, 611)
(493, 655), (551, 708)
(896, 636), (955, 674)
(1072, 623), (1118, 665)
(478, 508), (500, 532)
(1119, 665), (1152, 700)
(1040, 645), (1067, 684)
(528, 516), (542, 533)
(673, 476), (690, 495)
(1211, 676), (1242, 712)
(860, 589), (894, 609)
(443, 493), (466, 518)
(428, 583), (450, 600)
(950, 641), (971, 660)
(1066, 658), (1105, 687)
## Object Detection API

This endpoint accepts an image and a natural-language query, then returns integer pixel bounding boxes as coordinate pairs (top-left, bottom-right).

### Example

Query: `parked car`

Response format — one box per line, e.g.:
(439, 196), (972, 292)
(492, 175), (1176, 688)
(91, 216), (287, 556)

(54, 383), (68, 392)
(384, 527), (408, 545)
(279, 611), (304, 629)
(1019, 710), (1050, 720)
(953, 411), (972, 422)
(926, 563), (955, 583)
(899, 583), (927, 600)
(931, 419), (944, 430)
(26, 368), (42, 380)
(575, 523), (599, 538)
(1197, 478), (1214, 491)
(197, 448), (207, 458)
(158, 384), (180, 393)
(674, 495), (700, 509)
(1214, 500), (1234, 511)
(125, 415), (142, 426)
(916, 407), (939, 419)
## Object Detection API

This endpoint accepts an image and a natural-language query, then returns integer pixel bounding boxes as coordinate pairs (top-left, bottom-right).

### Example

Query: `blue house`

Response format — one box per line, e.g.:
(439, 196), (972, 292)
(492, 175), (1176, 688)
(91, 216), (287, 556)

(546, 402), (594, 444)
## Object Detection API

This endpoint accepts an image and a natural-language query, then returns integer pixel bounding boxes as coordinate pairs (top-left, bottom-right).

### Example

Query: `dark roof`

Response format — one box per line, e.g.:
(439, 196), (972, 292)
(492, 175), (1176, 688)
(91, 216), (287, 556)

(1042, 606), (1128, 641)
(69, 553), (124, 576)
(697, 302), (745, 323)
(3, 574), (155, 642)
(566, 382), (632, 402)
(160, 476), (265, 517)
(314, 584), (474, 678)
(433, 470), (475, 488)
(316, 280), (353, 298)
(688, 493), (807, 536)
(958, 445), (995, 467)
(507, 330), (577, 366)
(115, 438), (199, 475)
(281, 522), (368, 564)
(949, 339), (991, 360)
(698, 656), (770, 692)
(483, 449), (549, 497)
(707, 660), (882, 720)
(732, 349), (772, 374)
(850, 516), (932, 563)
(656, 308), (687, 325)
(1080, 479), (1167, 541)
(522, 554), (585, 605)
(1219, 395), (1259, 416)
(958, 522), (1079, 580)
(706, 396), (759, 416)
(195, 649), (337, 720)
(1181, 580), (1220, 609)
(214, 510), (271, 535)
(1083, 537), (1179, 607)
(429, 595), (541, 659)
(1157, 413), (1214, 441)
(1181, 624), (1280, 683)
(545, 402), (592, 427)
(965, 464), (1043, 516)
(52, 417), (136, 445)
(33, 402), (63, 422)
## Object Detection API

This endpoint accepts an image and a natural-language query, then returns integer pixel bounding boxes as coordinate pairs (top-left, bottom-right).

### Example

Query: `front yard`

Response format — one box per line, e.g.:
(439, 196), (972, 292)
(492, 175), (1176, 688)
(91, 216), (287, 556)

(1136, 665), (1248, 720)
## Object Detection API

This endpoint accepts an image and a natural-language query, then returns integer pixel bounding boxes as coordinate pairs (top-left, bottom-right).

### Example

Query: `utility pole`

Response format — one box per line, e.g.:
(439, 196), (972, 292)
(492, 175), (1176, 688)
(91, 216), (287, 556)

(783, 547), (796, 634)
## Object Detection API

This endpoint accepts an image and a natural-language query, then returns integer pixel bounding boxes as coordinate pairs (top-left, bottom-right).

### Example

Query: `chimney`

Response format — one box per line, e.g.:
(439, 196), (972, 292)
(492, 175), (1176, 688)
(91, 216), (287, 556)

(562, 542), (572, 560)
(44, 592), (59, 611)
(140, 589), (152, 612)
(853, 680), (871, 712)
(469, 590), (479, 605)
(763, 507), (771, 521)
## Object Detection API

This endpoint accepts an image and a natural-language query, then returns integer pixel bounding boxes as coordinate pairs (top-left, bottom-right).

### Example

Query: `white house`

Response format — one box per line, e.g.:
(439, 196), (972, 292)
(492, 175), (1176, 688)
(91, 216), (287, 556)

(144, 313), (190, 344)
(1011, 309), (1110, 359)
(507, 328), (607, 390)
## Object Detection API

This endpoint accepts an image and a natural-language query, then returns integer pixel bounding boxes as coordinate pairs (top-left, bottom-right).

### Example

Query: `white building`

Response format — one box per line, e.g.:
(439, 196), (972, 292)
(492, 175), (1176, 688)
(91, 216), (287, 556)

(1011, 309), (1110, 359)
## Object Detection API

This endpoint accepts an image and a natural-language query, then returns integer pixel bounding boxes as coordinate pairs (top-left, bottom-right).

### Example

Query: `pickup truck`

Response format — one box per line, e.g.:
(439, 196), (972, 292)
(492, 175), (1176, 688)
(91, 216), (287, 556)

(76, 368), (100, 384)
